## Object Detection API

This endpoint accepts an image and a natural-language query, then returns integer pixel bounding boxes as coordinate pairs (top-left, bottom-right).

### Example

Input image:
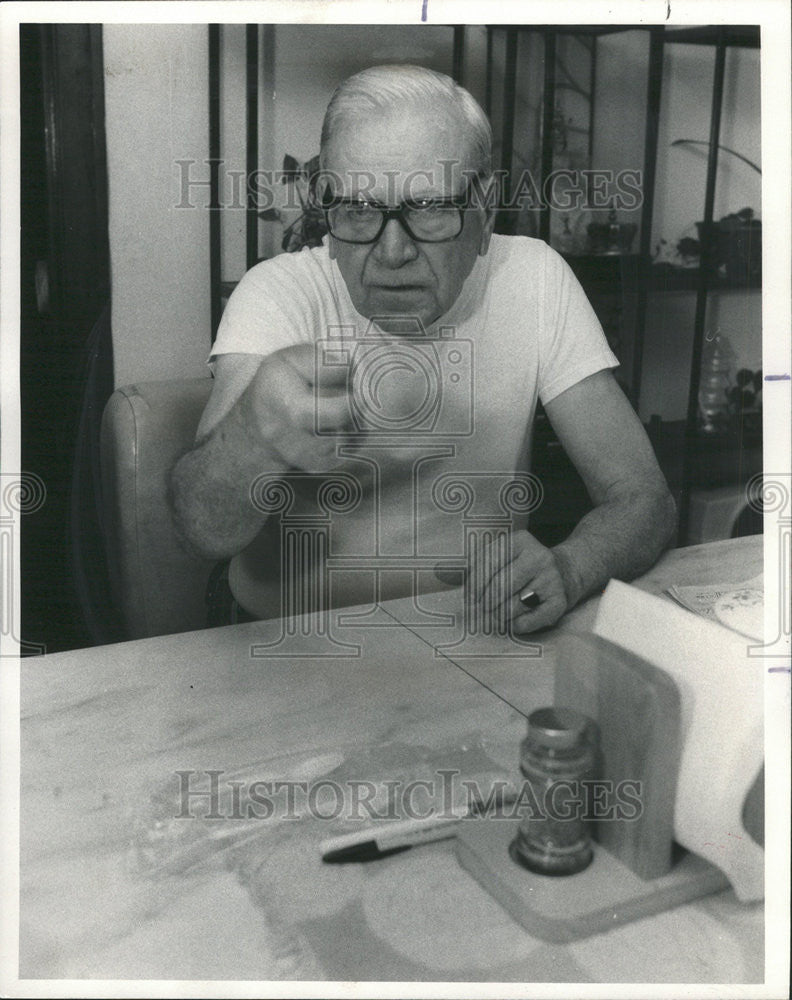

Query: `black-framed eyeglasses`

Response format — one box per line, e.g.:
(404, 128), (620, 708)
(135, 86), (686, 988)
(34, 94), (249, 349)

(319, 186), (473, 245)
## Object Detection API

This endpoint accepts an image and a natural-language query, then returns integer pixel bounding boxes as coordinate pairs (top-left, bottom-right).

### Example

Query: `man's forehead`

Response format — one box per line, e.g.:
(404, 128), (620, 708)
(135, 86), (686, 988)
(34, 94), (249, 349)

(323, 163), (475, 200)
(322, 107), (476, 197)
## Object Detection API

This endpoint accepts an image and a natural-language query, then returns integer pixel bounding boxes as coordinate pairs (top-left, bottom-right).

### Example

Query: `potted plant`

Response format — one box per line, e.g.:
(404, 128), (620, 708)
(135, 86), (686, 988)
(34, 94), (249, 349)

(257, 153), (327, 253)
(671, 139), (761, 284)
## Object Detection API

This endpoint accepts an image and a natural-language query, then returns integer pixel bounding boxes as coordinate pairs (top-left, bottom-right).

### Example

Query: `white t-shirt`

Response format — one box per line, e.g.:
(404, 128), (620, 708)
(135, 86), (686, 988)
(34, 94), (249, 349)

(210, 235), (618, 618)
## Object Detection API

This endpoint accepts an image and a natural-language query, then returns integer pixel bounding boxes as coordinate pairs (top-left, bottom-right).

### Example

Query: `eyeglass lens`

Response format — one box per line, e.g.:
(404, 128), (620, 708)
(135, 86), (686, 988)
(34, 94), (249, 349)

(326, 201), (464, 243)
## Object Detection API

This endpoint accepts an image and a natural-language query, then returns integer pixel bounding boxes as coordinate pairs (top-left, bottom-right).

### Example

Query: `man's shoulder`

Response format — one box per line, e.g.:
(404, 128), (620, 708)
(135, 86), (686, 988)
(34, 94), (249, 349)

(486, 233), (561, 271)
(484, 234), (570, 292)
(215, 242), (339, 352)
(224, 242), (340, 323)
(241, 242), (334, 288)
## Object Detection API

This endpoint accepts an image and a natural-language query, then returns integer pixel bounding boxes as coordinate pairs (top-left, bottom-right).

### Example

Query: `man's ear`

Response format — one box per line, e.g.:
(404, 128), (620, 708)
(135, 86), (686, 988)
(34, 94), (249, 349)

(312, 172), (337, 259)
(477, 175), (498, 256)
(479, 211), (496, 255)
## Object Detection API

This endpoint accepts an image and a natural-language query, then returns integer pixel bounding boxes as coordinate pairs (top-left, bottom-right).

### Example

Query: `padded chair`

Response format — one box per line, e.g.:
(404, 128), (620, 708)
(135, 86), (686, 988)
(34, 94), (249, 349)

(100, 378), (215, 640)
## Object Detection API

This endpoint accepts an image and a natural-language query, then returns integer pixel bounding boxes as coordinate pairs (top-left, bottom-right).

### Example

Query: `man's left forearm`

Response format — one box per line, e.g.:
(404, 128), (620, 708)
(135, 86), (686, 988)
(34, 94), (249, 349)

(550, 487), (677, 610)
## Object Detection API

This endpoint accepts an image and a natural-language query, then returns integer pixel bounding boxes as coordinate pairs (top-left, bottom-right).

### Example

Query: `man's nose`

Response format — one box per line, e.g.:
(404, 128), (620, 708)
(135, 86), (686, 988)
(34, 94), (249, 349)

(373, 217), (419, 267)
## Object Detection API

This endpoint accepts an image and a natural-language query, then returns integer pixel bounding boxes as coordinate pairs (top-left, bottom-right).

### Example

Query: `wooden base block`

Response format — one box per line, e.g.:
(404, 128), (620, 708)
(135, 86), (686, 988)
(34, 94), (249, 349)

(456, 818), (729, 944)
(554, 632), (682, 880)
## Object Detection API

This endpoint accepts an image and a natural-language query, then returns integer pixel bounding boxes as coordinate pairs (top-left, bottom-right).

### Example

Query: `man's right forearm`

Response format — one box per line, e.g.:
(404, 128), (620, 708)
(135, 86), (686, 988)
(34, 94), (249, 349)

(170, 393), (288, 561)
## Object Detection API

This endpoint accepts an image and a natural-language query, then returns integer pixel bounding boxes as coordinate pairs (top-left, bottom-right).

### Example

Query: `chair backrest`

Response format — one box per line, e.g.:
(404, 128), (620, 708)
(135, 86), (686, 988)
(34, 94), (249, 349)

(100, 378), (215, 639)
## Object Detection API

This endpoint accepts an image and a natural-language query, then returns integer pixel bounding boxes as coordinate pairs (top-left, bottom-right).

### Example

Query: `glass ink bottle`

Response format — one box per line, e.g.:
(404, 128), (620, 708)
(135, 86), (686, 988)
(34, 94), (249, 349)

(510, 706), (598, 876)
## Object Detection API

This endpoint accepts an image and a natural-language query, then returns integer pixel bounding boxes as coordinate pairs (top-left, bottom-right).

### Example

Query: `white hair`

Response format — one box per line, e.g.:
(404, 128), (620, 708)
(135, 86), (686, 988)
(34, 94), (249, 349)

(320, 64), (493, 180)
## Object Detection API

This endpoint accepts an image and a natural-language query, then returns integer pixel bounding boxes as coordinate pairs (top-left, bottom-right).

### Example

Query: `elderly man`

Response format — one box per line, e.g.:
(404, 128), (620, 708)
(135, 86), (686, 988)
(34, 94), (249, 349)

(171, 64), (675, 634)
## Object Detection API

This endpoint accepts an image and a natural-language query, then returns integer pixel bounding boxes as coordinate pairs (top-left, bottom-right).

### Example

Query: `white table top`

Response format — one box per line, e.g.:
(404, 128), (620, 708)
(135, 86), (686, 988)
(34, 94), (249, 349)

(18, 536), (766, 984)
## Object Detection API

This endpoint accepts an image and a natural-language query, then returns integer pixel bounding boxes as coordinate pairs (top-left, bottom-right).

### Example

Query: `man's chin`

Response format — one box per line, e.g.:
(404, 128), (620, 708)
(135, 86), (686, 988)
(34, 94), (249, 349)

(372, 315), (433, 335)
(356, 289), (441, 335)
(364, 305), (442, 335)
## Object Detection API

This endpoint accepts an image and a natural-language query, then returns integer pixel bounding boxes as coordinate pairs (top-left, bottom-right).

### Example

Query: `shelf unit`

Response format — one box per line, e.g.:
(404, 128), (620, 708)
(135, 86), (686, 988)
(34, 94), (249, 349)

(487, 23), (761, 544)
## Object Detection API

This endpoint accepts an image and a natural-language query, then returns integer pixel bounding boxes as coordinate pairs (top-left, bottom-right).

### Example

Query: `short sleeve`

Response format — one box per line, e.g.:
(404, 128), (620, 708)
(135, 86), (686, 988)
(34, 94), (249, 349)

(537, 247), (619, 405)
(208, 252), (321, 370)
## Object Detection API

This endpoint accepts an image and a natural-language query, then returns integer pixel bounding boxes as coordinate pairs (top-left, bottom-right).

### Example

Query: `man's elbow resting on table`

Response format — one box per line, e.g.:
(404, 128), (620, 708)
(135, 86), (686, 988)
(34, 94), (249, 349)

(602, 474), (678, 553)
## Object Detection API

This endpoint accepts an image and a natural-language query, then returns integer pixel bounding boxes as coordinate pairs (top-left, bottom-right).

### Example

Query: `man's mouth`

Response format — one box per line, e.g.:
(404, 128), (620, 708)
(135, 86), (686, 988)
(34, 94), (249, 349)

(371, 283), (425, 292)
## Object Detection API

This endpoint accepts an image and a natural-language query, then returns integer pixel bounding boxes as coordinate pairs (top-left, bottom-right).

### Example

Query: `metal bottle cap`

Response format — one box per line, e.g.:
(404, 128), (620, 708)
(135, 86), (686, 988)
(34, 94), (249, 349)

(527, 707), (592, 750)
